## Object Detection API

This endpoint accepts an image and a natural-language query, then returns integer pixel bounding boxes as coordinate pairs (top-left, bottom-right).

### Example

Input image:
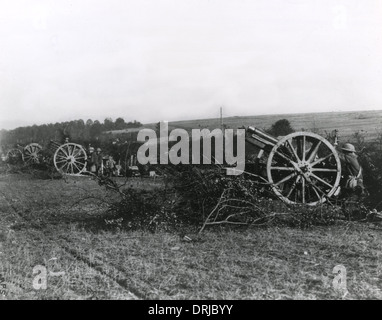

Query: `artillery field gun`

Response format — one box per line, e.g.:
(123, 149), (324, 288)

(245, 127), (341, 206)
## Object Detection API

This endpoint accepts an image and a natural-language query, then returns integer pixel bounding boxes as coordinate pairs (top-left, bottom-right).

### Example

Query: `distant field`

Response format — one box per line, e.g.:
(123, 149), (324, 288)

(138, 109), (382, 143)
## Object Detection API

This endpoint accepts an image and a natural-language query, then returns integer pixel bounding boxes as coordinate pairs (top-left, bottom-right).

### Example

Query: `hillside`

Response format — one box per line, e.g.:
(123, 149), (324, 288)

(140, 109), (382, 142)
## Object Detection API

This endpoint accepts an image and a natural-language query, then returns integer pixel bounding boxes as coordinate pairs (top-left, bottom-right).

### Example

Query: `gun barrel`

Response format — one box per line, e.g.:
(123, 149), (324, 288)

(245, 126), (278, 150)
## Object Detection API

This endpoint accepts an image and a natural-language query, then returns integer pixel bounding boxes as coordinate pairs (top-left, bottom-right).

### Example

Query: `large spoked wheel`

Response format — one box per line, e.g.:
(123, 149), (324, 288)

(22, 143), (43, 164)
(53, 143), (87, 175)
(6, 148), (23, 164)
(266, 132), (341, 206)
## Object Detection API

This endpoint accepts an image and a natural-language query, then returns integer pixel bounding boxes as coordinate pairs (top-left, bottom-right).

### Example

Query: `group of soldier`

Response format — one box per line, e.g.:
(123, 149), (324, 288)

(86, 146), (121, 177)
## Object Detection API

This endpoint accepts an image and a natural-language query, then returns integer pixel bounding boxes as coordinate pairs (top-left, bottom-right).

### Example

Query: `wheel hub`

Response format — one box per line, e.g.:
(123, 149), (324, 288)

(67, 156), (75, 163)
(297, 161), (312, 176)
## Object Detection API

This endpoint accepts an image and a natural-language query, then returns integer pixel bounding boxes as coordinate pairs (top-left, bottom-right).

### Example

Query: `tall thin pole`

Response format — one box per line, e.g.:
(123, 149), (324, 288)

(220, 106), (223, 130)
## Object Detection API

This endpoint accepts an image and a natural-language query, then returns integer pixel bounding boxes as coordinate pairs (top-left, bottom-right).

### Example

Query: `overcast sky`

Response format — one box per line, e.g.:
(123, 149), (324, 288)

(0, 0), (381, 130)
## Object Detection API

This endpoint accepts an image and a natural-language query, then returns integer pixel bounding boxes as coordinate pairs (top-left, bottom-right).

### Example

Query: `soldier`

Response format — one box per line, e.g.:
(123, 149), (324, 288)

(105, 155), (117, 177)
(87, 146), (95, 172)
(339, 143), (366, 198)
(91, 147), (103, 175)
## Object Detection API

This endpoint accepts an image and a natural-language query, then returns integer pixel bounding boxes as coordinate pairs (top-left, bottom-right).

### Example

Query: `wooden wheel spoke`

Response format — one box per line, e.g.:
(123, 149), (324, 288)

(64, 163), (70, 174)
(274, 150), (295, 165)
(66, 162), (72, 174)
(72, 148), (81, 157)
(311, 153), (332, 167)
(57, 155), (67, 161)
(56, 155), (68, 161)
(270, 166), (295, 171)
(302, 136), (306, 161)
(307, 140), (322, 162)
(67, 147), (74, 156)
(60, 148), (69, 157)
(70, 147), (77, 157)
(286, 139), (300, 162)
(72, 162), (81, 172)
(286, 176), (300, 198)
(301, 176), (305, 203)
(74, 160), (85, 167)
(61, 162), (69, 170)
(311, 184), (322, 199)
(60, 162), (69, 172)
(310, 173), (333, 189)
(275, 172), (297, 186)
(55, 159), (67, 164)
(309, 180), (327, 202)
(74, 153), (85, 160)
(312, 168), (337, 172)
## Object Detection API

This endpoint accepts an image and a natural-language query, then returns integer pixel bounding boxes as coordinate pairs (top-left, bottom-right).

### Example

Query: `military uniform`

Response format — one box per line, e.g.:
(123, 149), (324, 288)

(91, 148), (103, 174)
(339, 143), (367, 201)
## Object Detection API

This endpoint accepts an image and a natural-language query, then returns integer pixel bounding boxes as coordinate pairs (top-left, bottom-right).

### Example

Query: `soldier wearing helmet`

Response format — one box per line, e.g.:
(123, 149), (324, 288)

(339, 143), (365, 194)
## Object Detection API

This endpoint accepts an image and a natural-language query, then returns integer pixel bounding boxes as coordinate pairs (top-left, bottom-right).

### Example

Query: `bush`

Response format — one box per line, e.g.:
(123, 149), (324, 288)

(357, 149), (382, 210)
(266, 119), (294, 137)
(104, 187), (193, 232)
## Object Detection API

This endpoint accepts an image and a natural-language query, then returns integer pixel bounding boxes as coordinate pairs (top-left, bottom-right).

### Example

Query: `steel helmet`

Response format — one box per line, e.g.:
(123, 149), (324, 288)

(89, 147), (94, 151)
(97, 148), (102, 152)
(341, 143), (356, 153)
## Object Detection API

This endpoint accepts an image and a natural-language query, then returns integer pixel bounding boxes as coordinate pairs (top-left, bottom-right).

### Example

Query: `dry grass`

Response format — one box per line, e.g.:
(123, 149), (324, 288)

(0, 173), (381, 300)
(146, 109), (382, 143)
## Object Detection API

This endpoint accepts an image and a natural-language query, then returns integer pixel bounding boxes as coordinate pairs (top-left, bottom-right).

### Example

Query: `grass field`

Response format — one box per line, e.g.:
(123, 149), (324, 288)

(134, 109), (382, 143)
(0, 173), (381, 300)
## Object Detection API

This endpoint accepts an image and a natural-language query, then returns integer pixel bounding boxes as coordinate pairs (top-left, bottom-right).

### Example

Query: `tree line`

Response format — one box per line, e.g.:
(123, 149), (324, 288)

(0, 117), (142, 150)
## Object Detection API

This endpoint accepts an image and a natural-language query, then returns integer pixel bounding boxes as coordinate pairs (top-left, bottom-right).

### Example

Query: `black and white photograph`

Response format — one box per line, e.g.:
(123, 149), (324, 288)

(0, 0), (382, 305)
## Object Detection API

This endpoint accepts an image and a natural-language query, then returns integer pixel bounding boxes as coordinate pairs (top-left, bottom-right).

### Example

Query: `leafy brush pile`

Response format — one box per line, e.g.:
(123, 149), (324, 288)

(167, 165), (275, 232)
(285, 205), (343, 228)
(358, 149), (382, 210)
(100, 165), (342, 233)
(104, 188), (182, 232)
